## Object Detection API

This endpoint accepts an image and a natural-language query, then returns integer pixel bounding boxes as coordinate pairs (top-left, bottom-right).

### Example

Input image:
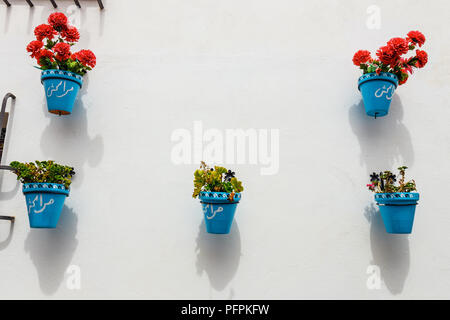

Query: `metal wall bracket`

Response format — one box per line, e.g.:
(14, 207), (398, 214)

(0, 93), (16, 223)
(0, 93), (15, 150)
(0, 215), (14, 222)
(2, 0), (104, 9)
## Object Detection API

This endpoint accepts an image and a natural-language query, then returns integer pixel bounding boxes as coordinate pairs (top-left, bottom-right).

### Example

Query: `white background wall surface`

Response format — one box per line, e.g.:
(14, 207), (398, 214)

(0, 0), (449, 299)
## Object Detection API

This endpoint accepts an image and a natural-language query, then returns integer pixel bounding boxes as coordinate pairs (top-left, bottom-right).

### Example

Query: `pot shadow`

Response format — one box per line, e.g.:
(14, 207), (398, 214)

(348, 95), (414, 174)
(2, 3), (11, 33)
(0, 219), (14, 251)
(24, 205), (78, 295)
(0, 173), (19, 201)
(364, 204), (410, 295)
(40, 76), (103, 186)
(195, 220), (241, 292)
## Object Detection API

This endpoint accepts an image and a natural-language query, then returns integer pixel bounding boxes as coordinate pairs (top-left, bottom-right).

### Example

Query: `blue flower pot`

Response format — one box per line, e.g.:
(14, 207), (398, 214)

(199, 191), (241, 234)
(22, 183), (70, 228)
(358, 72), (398, 118)
(41, 69), (83, 115)
(375, 192), (419, 234)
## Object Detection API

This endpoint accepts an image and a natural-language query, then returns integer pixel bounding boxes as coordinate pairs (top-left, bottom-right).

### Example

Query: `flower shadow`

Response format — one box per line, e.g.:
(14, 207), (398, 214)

(0, 218), (14, 251)
(195, 220), (241, 293)
(39, 75), (103, 187)
(348, 95), (414, 174)
(364, 204), (410, 295)
(24, 205), (78, 295)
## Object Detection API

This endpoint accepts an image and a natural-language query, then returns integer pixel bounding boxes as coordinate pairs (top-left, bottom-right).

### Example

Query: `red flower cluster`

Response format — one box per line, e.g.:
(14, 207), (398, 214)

(37, 49), (55, 66)
(54, 42), (71, 61)
(34, 24), (57, 41)
(416, 50), (428, 68)
(72, 49), (97, 68)
(353, 30), (428, 85)
(48, 12), (68, 31)
(352, 50), (372, 66)
(407, 31), (426, 47)
(387, 37), (409, 55)
(26, 40), (43, 58)
(27, 12), (96, 76)
(376, 45), (399, 66)
(61, 26), (80, 43)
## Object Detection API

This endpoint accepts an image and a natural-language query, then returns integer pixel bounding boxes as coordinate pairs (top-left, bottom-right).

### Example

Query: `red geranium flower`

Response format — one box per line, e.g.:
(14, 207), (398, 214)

(26, 40), (43, 58)
(376, 45), (399, 66)
(53, 42), (71, 61)
(387, 37), (409, 55)
(48, 12), (68, 31)
(407, 30), (425, 47)
(34, 24), (57, 41)
(74, 49), (96, 68)
(61, 26), (80, 43)
(352, 50), (372, 66)
(36, 49), (55, 66)
(416, 50), (428, 68)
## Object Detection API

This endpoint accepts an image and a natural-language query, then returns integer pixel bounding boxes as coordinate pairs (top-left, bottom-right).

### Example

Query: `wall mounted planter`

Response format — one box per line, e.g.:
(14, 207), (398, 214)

(41, 70), (83, 116)
(199, 191), (241, 234)
(22, 183), (69, 228)
(375, 192), (419, 234)
(358, 72), (398, 118)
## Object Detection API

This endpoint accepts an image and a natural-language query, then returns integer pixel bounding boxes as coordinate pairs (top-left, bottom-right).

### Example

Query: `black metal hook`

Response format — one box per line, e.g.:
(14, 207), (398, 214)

(3, 0), (104, 9)
(0, 93), (15, 141)
(0, 93), (16, 223)
(0, 215), (15, 222)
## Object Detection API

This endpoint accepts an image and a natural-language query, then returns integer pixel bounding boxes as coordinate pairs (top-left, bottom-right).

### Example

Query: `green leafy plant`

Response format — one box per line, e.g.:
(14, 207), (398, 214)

(193, 161), (244, 201)
(367, 166), (416, 193)
(9, 160), (75, 189)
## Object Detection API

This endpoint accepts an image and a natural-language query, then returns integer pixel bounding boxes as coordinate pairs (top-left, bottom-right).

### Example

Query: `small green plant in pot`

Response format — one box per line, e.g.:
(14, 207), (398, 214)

(10, 160), (75, 228)
(367, 166), (419, 234)
(193, 161), (244, 234)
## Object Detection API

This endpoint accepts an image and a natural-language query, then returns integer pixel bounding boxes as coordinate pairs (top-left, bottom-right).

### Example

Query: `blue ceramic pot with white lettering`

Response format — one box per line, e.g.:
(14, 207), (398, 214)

(22, 183), (70, 228)
(41, 69), (83, 115)
(375, 192), (419, 234)
(199, 191), (241, 234)
(358, 72), (398, 118)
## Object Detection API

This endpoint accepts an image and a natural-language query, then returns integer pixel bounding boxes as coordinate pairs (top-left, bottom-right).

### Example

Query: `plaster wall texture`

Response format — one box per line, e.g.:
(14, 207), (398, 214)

(0, 0), (449, 299)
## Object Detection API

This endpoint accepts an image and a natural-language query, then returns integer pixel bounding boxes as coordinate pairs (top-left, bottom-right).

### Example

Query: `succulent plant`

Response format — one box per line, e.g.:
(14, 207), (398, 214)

(9, 160), (75, 189)
(367, 166), (416, 193)
(193, 161), (244, 201)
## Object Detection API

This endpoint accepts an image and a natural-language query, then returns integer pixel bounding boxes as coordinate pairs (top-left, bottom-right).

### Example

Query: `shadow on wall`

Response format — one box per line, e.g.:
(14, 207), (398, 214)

(2, 4), (11, 33)
(25, 205), (78, 295)
(195, 220), (241, 293)
(364, 204), (410, 295)
(40, 76), (103, 186)
(348, 95), (414, 173)
(0, 219), (14, 251)
(0, 173), (19, 202)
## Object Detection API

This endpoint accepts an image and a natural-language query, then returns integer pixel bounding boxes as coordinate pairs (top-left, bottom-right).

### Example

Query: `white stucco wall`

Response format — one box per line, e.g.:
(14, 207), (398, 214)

(0, 0), (449, 299)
